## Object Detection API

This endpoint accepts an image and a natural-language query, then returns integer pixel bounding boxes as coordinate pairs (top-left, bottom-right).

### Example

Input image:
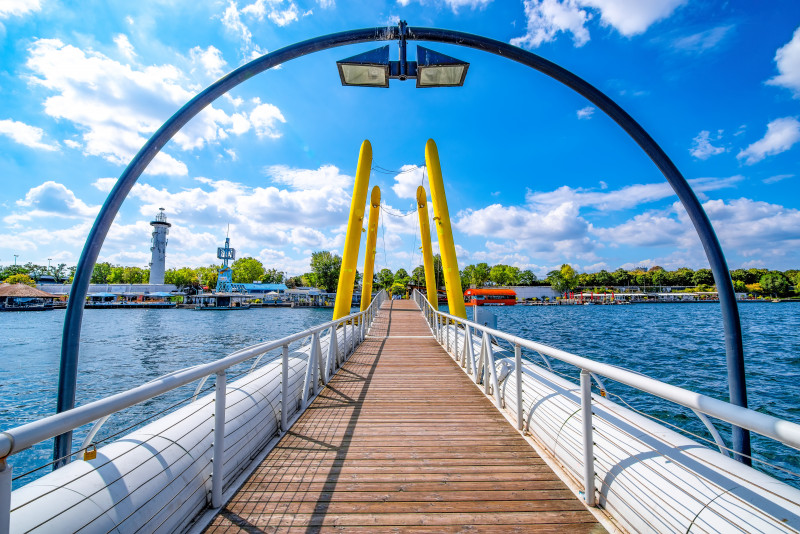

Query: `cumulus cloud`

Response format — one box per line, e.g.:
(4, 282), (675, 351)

(113, 34), (136, 61)
(0, 0), (41, 19)
(250, 102), (286, 138)
(10, 181), (99, 222)
(766, 26), (800, 97)
(511, 0), (685, 49)
(511, 0), (590, 49)
(737, 117), (800, 165)
(690, 130), (725, 160)
(189, 45), (227, 78)
(25, 38), (283, 176)
(0, 119), (59, 151)
(576, 106), (595, 119)
(596, 198), (800, 260)
(391, 165), (427, 199)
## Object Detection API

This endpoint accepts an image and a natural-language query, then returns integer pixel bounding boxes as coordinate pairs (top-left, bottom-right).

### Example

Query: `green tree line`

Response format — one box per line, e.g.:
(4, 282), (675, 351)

(3, 259), (797, 297)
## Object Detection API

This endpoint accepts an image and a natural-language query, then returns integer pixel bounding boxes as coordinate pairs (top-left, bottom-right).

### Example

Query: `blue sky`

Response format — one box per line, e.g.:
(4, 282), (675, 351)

(1, 0), (799, 277)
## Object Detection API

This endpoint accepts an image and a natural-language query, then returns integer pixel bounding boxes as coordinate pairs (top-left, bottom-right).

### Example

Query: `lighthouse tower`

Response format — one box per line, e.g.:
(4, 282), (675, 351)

(148, 208), (171, 284)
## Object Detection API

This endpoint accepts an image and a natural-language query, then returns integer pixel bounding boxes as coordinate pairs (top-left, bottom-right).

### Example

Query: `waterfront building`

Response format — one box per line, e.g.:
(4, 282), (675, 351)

(148, 208), (171, 285)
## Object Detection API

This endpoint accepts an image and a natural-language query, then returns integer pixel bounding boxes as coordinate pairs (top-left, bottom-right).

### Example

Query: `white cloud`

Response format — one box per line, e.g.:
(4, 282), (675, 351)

(266, 164), (352, 189)
(317, 0), (335, 8)
(690, 130), (725, 160)
(511, 0), (590, 49)
(12, 181), (99, 221)
(737, 117), (800, 165)
(525, 175), (740, 211)
(391, 165), (427, 199)
(189, 45), (227, 78)
(25, 38), (282, 176)
(576, 106), (595, 119)
(64, 139), (81, 149)
(595, 198), (800, 261)
(580, 0), (686, 37)
(0, 0), (41, 19)
(766, 26), (800, 97)
(92, 178), (117, 192)
(0, 119), (59, 151)
(672, 25), (734, 54)
(113, 34), (136, 61)
(250, 103), (286, 138)
(511, 0), (685, 49)
(763, 174), (794, 184)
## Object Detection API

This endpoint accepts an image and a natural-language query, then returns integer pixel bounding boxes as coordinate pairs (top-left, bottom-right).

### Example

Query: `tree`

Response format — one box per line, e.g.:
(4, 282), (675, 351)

(760, 272), (790, 297)
(394, 268), (409, 281)
(505, 266), (520, 286)
(1, 264), (29, 281)
(4, 273), (35, 286)
(547, 270), (566, 294)
(411, 266), (426, 285)
(309, 251), (341, 291)
(285, 275), (304, 288)
(692, 268), (714, 287)
(91, 262), (113, 283)
(547, 264), (577, 294)
(52, 263), (68, 283)
(165, 267), (198, 288)
(611, 268), (629, 286)
(595, 269), (612, 287)
(431, 255), (445, 289)
(232, 257), (265, 284)
(673, 267), (694, 286)
(489, 264), (509, 286)
(262, 268), (284, 284)
(376, 268), (394, 291)
(518, 270), (537, 286)
(472, 262), (490, 287)
(195, 264), (220, 289)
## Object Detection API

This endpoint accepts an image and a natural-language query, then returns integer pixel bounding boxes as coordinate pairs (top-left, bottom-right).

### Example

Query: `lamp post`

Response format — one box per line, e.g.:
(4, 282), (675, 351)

(13, 255), (18, 266)
(53, 21), (750, 467)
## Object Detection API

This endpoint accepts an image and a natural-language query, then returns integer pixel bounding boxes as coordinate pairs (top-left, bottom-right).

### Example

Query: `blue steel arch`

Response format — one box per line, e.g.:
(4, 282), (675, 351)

(55, 24), (750, 465)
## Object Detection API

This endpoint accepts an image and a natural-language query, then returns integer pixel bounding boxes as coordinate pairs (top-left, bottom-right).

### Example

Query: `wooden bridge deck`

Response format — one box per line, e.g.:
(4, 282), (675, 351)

(205, 300), (604, 533)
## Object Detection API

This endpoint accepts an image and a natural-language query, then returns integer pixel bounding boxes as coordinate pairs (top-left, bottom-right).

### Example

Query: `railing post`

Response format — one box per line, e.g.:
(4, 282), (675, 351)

(580, 369), (596, 506)
(212, 370), (226, 508)
(515, 344), (523, 431)
(0, 458), (10, 534)
(281, 344), (288, 432)
(446, 317), (451, 354)
(454, 321), (459, 364)
(342, 323), (348, 361)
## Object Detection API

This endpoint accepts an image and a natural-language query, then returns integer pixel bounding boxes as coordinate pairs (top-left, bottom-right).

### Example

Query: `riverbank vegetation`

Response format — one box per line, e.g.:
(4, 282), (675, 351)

(2, 259), (797, 298)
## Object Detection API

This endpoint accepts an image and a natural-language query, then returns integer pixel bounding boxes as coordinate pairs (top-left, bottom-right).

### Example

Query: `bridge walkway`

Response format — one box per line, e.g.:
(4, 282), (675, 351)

(205, 299), (603, 533)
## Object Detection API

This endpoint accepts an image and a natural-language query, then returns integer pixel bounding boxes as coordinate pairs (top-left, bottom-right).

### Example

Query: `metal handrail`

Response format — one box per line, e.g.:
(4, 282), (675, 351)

(0, 291), (386, 461)
(412, 290), (800, 452)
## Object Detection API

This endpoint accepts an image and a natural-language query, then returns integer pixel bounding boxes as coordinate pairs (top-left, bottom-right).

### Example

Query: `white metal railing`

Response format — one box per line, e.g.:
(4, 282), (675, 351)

(412, 289), (800, 510)
(0, 290), (386, 532)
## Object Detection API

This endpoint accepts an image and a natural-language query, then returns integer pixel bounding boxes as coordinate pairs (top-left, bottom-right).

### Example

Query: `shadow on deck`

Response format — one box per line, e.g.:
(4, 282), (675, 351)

(205, 300), (604, 533)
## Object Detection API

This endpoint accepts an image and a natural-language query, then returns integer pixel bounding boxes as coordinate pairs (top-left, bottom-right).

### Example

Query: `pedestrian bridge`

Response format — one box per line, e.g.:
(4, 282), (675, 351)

(5, 291), (800, 534)
(205, 299), (601, 532)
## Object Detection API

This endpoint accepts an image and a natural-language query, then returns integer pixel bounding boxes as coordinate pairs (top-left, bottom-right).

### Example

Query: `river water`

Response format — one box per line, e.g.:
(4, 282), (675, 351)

(1, 302), (798, 490)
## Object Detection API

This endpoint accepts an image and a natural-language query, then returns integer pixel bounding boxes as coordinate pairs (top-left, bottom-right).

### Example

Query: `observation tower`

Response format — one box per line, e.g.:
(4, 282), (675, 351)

(148, 208), (170, 285)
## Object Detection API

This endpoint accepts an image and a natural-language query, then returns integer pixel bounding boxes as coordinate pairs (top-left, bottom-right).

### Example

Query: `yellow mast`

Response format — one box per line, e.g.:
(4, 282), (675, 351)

(424, 139), (467, 319)
(416, 186), (438, 309)
(360, 186), (381, 312)
(333, 140), (372, 320)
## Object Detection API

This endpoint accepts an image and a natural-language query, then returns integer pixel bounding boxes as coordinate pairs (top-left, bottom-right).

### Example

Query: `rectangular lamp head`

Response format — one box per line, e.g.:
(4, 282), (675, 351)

(336, 45), (390, 87)
(416, 45), (469, 88)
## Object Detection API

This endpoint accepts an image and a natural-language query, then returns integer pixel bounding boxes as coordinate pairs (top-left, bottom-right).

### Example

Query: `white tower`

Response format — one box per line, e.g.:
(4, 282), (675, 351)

(148, 208), (171, 284)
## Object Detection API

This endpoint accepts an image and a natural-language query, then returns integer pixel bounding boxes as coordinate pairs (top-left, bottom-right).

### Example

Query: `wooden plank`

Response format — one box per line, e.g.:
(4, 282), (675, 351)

(205, 300), (603, 533)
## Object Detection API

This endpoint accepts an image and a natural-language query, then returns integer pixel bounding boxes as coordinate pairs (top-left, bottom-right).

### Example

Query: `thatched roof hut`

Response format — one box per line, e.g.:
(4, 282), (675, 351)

(0, 283), (58, 298)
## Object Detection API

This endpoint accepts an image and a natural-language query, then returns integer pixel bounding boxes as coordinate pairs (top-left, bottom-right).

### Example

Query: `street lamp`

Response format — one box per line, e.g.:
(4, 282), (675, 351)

(13, 254), (18, 266)
(337, 21), (469, 88)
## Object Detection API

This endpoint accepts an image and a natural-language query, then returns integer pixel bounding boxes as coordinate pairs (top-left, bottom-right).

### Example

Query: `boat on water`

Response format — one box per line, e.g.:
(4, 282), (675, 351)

(464, 287), (517, 306)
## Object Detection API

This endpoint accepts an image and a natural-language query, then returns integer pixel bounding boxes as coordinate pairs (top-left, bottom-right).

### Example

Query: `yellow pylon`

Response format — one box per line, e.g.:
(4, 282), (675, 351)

(416, 186), (438, 309)
(333, 140), (372, 320)
(360, 186), (381, 312)
(425, 139), (467, 319)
